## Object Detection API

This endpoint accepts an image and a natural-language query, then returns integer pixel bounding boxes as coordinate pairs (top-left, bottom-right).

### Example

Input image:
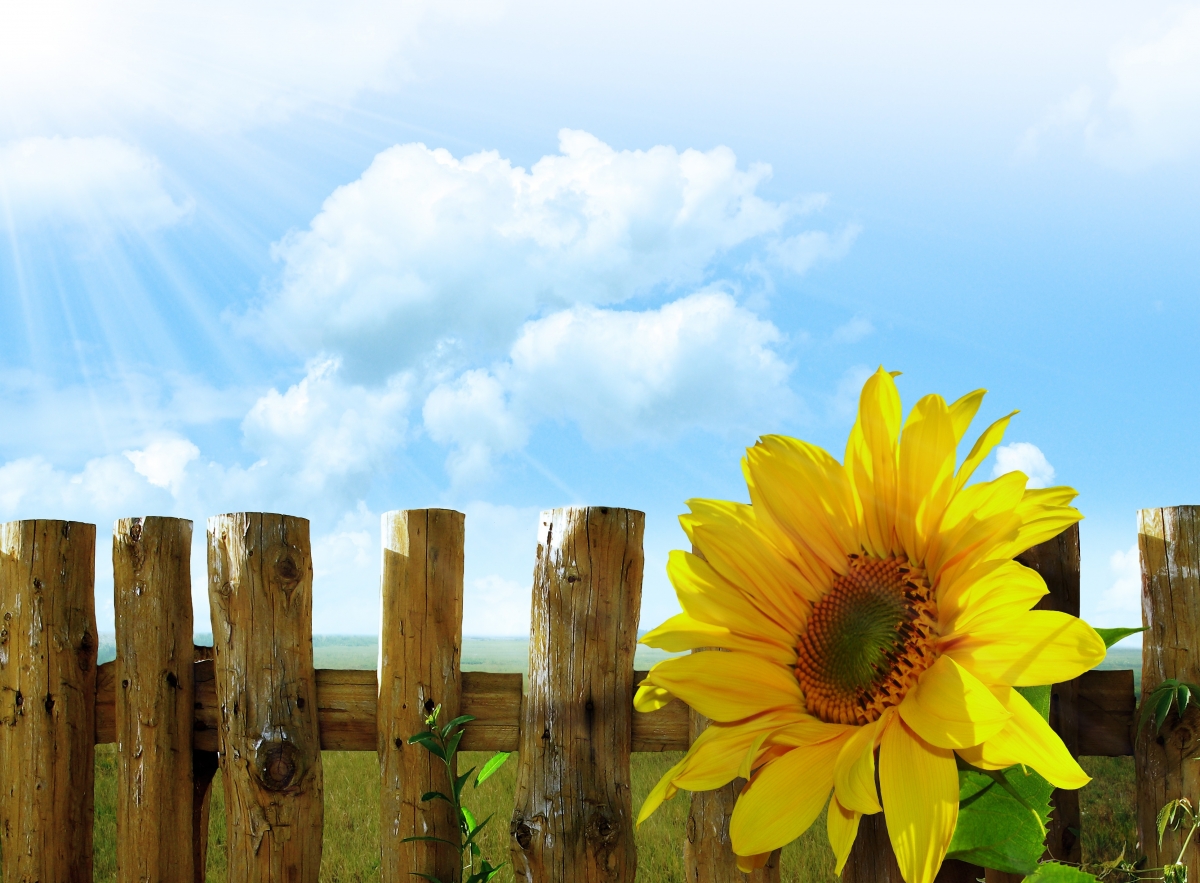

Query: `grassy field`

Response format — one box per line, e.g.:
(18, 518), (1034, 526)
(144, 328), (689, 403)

(80, 638), (1144, 880)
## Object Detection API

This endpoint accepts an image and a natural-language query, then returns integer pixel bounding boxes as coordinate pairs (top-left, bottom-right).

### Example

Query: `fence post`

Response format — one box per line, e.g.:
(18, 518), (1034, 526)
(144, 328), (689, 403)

(1136, 506), (1200, 871)
(378, 509), (465, 883)
(207, 513), (323, 882)
(114, 517), (195, 883)
(193, 645), (219, 883)
(684, 702), (781, 881)
(510, 506), (644, 882)
(0, 520), (98, 882)
(1018, 522), (1082, 866)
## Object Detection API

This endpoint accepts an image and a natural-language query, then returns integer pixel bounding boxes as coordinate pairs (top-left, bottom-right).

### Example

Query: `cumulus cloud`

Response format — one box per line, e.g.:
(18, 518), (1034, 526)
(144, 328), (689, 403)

(0, 1), (485, 133)
(241, 358), (412, 492)
(252, 130), (844, 378)
(1021, 9), (1200, 167)
(770, 224), (861, 275)
(992, 441), (1056, 488)
(0, 136), (190, 231)
(125, 437), (200, 494)
(831, 316), (874, 345)
(423, 292), (793, 483)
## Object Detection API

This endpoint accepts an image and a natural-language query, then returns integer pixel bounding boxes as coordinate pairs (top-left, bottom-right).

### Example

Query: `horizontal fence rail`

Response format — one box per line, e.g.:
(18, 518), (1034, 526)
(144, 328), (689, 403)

(0, 509), (1160, 883)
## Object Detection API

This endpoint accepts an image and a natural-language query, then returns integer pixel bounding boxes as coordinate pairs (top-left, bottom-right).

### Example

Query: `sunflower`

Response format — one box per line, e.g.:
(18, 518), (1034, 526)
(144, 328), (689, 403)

(634, 367), (1105, 883)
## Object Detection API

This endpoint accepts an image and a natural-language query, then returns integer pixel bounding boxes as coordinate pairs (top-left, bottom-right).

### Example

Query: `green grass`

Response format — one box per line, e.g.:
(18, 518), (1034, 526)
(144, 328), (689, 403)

(72, 637), (1144, 879)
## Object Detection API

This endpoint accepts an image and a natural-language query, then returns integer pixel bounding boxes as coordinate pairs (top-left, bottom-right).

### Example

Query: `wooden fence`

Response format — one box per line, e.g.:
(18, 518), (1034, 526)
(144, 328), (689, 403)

(0, 505), (1191, 883)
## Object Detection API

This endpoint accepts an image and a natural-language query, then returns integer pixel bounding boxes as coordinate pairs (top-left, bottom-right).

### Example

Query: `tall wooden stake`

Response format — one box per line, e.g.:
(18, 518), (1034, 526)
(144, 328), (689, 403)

(114, 517), (196, 883)
(1136, 506), (1200, 871)
(510, 507), (644, 882)
(0, 520), (98, 883)
(208, 513), (323, 883)
(378, 509), (466, 883)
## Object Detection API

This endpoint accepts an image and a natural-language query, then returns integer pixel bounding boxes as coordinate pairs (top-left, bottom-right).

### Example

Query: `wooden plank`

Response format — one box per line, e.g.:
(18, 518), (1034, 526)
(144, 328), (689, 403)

(511, 507), (644, 883)
(0, 520), (98, 883)
(843, 814), (904, 883)
(208, 513), (323, 882)
(96, 662), (1136, 757)
(1018, 522), (1083, 865)
(1136, 506), (1200, 871)
(1076, 669), (1135, 757)
(378, 509), (466, 883)
(113, 516), (195, 883)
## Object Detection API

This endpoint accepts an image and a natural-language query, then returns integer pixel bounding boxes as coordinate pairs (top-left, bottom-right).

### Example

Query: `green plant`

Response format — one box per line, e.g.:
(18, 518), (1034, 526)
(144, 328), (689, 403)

(402, 704), (511, 883)
(1140, 679), (1200, 736)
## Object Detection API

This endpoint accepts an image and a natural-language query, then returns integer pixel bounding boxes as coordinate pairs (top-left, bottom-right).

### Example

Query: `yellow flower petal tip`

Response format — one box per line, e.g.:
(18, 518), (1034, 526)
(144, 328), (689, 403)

(638, 371), (1097, 881)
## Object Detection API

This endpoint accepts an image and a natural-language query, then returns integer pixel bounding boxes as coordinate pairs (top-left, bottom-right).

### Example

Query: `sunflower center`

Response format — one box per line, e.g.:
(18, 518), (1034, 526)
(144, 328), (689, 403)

(794, 554), (939, 725)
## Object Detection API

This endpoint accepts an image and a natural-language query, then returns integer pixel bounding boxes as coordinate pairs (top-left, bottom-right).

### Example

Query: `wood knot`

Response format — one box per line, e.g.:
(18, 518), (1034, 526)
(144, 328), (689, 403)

(165, 672), (178, 689)
(423, 698), (436, 714)
(512, 817), (535, 850)
(43, 694), (54, 713)
(586, 805), (619, 846)
(129, 520), (143, 542)
(254, 737), (301, 791)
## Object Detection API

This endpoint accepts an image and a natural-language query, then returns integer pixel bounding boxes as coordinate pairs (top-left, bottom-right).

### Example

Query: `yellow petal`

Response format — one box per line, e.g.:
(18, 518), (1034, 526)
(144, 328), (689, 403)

(898, 655), (1011, 749)
(1004, 487), (1083, 558)
(937, 559), (1048, 636)
(947, 388), (986, 442)
(639, 612), (797, 665)
(745, 435), (858, 575)
(638, 651), (805, 722)
(955, 686), (1090, 789)
(633, 681), (675, 712)
(828, 796), (863, 876)
(952, 410), (1016, 496)
(834, 716), (884, 814)
(897, 394), (958, 562)
(667, 550), (798, 652)
(879, 718), (959, 883)
(944, 611), (1106, 687)
(736, 852), (773, 873)
(683, 498), (815, 628)
(637, 756), (686, 823)
(927, 471), (1026, 579)
(844, 366), (902, 559)
(730, 735), (846, 856)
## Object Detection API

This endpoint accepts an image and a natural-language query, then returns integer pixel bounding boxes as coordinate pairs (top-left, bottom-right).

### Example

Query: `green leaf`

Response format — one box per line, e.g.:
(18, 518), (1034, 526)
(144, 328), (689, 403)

(1093, 626), (1144, 649)
(1179, 682), (1193, 717)
(1022, 862), (1098, 882)
(454, 767), (475, 802)
(1156, 687), (1176, 732)
(463, 814), (494, 849)
(445, 730), (464, 762)
(948, 765), (1054, 874)
(475, 752), (511, 787)
(420, 790), (453, 805)
(461, 806), (478, 833)
(443, 714), (475, 732)
(1015, 685), (1052, 722)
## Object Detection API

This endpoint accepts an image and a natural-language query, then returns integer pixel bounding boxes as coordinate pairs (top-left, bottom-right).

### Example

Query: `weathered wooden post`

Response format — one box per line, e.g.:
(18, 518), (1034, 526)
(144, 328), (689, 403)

(0, 520), (98, 882)
(510, 506), (644, 882)
(208, 513), (323, 882)
(684, 702), (781, 882)
(1136, 506), (1200, 871)
(113, 517), (196, 883)
(378, 509), (466, 883)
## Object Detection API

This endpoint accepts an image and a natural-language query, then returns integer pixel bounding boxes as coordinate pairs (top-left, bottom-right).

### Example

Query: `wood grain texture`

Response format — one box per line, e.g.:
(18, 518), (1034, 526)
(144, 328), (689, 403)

(510, 507), (644, 883)
(208, 513), (323, 883)
(1017, 521), (1082, 865)
(378, 509), (465, 883)
(684, 704), (780, 882)
(842, 813), (904, 883)
(113, 516), (195, 883)
(1076, 669), (1135, 757)
(192, 645), (218, 883)
(1136, 506), (1200, 871)
(0, 520), (98, 883)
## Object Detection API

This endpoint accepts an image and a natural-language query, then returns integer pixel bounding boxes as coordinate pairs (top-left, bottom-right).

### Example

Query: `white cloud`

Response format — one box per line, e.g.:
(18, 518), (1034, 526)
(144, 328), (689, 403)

(770, 224), (861, 275)
(0, 137), (190, 231)
(252, 130), (840, 378)
(125, 437), (200, 494)
(0, 1), (489, 133)
(1022, 9), (1200, 167)
(461, 501), (539, 636)
(992, 441), (1056, 488)
(423, 292), (793, 483)
(1098, 542), (1141, 624)
(241, 358), (412, 491)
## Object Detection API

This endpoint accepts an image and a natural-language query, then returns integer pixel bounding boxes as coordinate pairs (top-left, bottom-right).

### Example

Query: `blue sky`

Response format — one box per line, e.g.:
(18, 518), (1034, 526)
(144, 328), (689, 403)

(1, 1), (1197, 636)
